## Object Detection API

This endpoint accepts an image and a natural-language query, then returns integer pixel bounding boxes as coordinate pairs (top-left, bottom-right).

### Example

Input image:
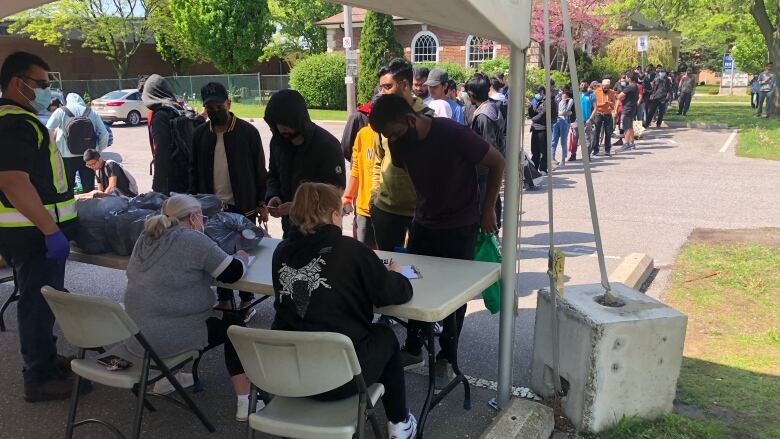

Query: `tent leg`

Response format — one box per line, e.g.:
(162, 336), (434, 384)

(495, 45), (527, 409)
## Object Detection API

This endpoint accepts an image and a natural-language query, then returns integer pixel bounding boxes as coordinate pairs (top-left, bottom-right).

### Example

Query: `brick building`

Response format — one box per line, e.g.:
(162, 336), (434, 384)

(318, 8), (540, 69)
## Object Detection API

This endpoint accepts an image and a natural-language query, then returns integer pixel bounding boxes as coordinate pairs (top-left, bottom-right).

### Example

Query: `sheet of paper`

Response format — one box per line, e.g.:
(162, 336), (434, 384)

(247, 256), (256, 267)
(401, 265), (420, 279)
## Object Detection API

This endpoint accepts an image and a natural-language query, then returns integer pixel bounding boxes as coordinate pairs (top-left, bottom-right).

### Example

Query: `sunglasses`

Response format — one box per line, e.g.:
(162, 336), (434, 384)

(21, 75), (51, 89)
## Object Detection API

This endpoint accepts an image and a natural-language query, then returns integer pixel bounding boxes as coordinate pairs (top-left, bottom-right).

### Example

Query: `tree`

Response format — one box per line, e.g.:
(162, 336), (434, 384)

(266, 0), (341, 56)
(149, 0), (203, 75)
(732, 16), (770, 75)
(9, 0), (158, 79)
(606, 35), (674, 71)
(357, 11), (404, 103)
(170, 0), (274, 74)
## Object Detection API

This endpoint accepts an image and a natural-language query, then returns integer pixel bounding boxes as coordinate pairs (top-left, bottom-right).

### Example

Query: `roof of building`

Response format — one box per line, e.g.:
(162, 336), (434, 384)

(317, 7), (406, 25)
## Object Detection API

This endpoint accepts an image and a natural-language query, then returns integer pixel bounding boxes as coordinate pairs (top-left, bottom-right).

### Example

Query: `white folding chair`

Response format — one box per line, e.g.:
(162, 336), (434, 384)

(227, 326), (385, 439)
(41, 286), (216, 439)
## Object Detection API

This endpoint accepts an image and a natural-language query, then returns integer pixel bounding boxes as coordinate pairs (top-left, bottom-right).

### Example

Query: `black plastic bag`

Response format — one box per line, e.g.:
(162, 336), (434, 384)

(193, 194), (223, 218)
(75, 196), (129, 254)
(129, 192), (168, 211)
(129, 211), (157, 248)
(204, 212), (263, 254)
(105, 209), (156, 256)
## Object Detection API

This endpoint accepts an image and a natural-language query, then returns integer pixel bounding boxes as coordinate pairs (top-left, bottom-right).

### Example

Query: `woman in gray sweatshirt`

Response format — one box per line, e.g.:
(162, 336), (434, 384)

(123, 194), (259, 422)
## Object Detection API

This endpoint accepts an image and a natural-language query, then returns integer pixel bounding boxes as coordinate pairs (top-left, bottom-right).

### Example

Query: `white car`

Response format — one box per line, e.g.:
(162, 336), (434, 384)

(91, 89), (147, 126)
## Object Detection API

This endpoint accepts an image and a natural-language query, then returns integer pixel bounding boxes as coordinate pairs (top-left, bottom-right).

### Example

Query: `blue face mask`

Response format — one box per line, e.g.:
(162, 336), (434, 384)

(534, 93), (541, 100)
(21, 82), (52, 113)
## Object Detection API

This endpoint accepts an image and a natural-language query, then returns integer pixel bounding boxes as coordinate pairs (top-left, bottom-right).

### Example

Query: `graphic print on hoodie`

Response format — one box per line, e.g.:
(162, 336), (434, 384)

(277, 253), (332, 318)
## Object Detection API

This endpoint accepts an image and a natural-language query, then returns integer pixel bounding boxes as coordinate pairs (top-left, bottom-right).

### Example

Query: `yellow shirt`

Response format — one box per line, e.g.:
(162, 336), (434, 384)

(350, 126), (377, 217)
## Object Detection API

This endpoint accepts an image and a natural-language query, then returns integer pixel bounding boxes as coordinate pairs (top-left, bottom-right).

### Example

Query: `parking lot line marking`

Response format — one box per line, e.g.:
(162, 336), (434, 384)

(719, 130), (738, 153)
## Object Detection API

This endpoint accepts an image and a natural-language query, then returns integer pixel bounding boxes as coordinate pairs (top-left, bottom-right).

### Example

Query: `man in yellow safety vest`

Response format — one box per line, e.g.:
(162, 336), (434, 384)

(0, 52), (82, 401)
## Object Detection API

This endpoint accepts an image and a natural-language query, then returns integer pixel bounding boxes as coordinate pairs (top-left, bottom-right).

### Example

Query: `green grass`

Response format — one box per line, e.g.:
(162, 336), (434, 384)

(188, 101), (348, 121)
(596, 414), (729, 439)
(665, 103), (780, 160)
(696, 84), (721, 95)
(692, 94), (750, 103)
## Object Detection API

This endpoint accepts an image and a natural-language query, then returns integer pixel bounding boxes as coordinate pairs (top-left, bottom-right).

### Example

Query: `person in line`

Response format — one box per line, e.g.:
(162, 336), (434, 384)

(424, 69), (460, 122)
(756, 62), (776, 118)
(47, 98), (62, 114)
(371, 58), (433, 252)
(489, 77), (507, 103)
(412, 67), (432, 106)
(644, 65), (672, 128)
(618, 72), (641, 151)
(340, 99), (372, 162)
(0, 51), (81, 401)
(677, 68), (696, 116)
(124, 194), (262, 422)
(551, 88), (573, 167)
(83, 149), (138, 197)
(529, 86), (557, 172)
(568, 81), (595, 162)
(494, 72), (509, 95)
(264, 89), (345, 237)
(641, 65), (656, 123)
(342, 123), (378, 249)
(189, 82), (268, 319)
(142, 74), (204, 195)
(272, 182), (417, 439)
(589, 79), (617, 157)
(46, 92), (109, 193)
(749, 75), (760, 109)
(368, 94), (505, 387)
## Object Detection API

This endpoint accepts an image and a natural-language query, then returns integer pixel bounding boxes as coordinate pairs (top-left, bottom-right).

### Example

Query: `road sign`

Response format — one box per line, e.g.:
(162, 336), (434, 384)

(345, 49), (357, 60)
(723, 53), (734, 71)
(636, 35), (648, 52)
(342, 37), (352, 49)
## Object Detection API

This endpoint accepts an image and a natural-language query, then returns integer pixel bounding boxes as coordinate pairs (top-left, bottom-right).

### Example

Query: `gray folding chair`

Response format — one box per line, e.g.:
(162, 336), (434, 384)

(41, 286), (216, 439)
(227, 326), (384, 439)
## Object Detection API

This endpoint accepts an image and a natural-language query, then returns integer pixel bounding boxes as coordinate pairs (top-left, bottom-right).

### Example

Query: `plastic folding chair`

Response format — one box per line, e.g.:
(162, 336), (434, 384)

(227, 326), (384, 439)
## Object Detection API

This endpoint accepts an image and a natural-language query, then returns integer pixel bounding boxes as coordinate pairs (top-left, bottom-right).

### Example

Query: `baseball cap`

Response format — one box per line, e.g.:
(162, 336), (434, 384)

(601, 79), (611, 86)
(201, 82), (229, 105)
(590, 81), (600, 88)
(424, 69), (448, 87)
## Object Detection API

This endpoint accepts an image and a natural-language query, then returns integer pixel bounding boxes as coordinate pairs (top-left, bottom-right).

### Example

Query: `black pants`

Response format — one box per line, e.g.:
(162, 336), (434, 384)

(205, 315), (244, 376)
(591, 113), (613, 154)
(645, 98), (668, 127)
(63, 156), (95, 193)
(369, 205), (412, 252)
(530, 129), (548, 173)
(313, 324), (407, 423)
(678, 92), (692, 115)
(403, 222), (478, 363)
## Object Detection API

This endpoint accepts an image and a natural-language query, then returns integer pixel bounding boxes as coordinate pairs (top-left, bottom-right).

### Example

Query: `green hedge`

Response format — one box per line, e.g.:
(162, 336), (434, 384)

(415, 62), (476, 84)
(478, 57), (510, 77)
(289, 52), (346, 110)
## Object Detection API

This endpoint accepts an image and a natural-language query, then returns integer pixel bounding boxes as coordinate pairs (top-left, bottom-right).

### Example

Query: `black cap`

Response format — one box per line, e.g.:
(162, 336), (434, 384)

(201, 82), (228, 105)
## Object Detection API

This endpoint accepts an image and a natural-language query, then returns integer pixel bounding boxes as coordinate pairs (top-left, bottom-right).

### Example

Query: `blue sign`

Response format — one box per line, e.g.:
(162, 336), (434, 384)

(723, 54), (734, 71)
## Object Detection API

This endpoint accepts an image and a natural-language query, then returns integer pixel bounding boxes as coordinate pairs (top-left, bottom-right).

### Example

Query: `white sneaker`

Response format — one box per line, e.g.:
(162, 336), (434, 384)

(236, 398), (266, 422)
(387, 413), (417, 439)
(152, 372), (195, 395)
(243, 307), (257, 324)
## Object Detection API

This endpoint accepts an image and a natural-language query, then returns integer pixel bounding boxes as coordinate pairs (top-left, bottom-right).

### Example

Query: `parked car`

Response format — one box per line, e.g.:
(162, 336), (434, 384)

(91, 89), (147, 126)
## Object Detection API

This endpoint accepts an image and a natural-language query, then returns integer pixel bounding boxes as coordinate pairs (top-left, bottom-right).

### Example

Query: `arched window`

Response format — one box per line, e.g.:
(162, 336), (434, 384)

(466, 35), (495, 68)
(411, 31), (439, 63)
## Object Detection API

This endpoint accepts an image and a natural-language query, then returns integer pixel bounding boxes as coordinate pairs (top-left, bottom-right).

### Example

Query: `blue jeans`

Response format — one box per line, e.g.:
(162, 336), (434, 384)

(551, 118), (570, 163)
(757, 91), (773, 116)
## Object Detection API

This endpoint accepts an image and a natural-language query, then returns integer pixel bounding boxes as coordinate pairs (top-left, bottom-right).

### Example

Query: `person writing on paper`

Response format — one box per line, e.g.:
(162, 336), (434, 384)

(123, 194), (264, 422)
(271, 182), (418, 439)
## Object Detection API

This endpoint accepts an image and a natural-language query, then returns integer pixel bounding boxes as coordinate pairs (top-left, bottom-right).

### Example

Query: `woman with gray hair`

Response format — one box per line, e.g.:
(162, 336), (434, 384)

(123, 194), (263, 421)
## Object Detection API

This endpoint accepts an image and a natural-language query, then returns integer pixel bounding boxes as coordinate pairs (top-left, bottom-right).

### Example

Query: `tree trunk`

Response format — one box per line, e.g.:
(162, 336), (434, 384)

(772, 42), (780, 116)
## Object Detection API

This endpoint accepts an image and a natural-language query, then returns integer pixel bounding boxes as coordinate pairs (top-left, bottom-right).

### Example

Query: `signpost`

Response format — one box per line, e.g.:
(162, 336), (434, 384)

(723, 53), (736, 96)
(343, 5), (356, 116)
(637, 35), (648, 70)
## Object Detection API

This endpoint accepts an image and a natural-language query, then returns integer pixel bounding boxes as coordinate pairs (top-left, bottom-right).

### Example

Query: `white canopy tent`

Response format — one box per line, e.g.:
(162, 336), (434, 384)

(1, 0), (536, 408)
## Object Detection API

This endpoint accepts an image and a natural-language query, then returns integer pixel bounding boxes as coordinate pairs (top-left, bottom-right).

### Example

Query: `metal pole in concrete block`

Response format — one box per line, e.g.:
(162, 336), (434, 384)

(344, 5), (356, 117)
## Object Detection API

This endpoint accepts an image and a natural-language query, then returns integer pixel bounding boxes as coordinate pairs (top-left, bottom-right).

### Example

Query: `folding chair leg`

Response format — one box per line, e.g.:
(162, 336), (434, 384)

(65, 364), (83, 439)
(131, 352), (151, 439)
(0, 270), (19, 332)
(158, 361), (216, 432)
(368, 413), (384, 439)
(247, 385), (258, 439)
(131, 386), (157, 412)
(356, 395), (367, 439)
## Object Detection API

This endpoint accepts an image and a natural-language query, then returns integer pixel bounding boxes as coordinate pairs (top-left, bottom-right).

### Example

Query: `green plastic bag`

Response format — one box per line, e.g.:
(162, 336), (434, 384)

(474, 231), (502, 314)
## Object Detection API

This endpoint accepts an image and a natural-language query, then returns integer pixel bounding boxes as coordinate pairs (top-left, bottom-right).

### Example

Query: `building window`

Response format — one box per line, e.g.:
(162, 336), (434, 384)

(411, 31), (439, 63)
(466, 35), (495, 68)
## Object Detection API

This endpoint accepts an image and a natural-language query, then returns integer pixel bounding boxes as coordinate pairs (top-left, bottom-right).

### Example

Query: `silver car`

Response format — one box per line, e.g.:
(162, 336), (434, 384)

(91, 89), (147, 126)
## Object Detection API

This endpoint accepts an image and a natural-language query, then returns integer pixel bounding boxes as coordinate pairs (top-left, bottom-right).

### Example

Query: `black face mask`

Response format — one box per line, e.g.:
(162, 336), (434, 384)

(279, 131), (301, 141)
(208, 109), (229, 126)
(389, 123), (417, 148)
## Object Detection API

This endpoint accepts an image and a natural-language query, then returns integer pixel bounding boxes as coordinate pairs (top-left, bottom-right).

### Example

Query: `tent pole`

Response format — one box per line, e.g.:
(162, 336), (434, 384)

(496, 45), (527, 409)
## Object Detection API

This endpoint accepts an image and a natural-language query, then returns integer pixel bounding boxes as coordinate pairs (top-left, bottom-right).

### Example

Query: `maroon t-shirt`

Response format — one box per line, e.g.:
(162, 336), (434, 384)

(389, 117), (489, 229)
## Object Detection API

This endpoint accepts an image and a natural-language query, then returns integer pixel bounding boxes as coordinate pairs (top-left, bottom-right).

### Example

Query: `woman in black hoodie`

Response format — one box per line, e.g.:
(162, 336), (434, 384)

(271, 182), (417, 439)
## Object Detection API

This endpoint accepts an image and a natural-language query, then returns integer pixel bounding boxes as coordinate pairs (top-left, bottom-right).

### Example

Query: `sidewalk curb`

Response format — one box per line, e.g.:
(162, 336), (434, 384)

(480, 398), (554, 439)
(665, 121), (731, 130)
(610, 252), (654, 290)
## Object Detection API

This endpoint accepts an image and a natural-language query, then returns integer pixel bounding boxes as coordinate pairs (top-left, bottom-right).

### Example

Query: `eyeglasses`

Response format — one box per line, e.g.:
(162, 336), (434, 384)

(21, 75), (51, 89)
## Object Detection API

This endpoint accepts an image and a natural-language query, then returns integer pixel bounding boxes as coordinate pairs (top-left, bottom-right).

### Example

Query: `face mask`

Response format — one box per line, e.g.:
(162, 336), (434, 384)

(20, 82), (51, 113)
(534, 93), (541, 100)
(620, 81), (627, 87)
(279, 131), (301, 142)
(658, 72), (666, 78)
(207, 109), (228, 126)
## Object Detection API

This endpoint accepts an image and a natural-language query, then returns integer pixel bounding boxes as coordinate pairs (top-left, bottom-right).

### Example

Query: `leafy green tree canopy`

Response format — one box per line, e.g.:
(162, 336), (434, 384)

(357, 11), (404, 103)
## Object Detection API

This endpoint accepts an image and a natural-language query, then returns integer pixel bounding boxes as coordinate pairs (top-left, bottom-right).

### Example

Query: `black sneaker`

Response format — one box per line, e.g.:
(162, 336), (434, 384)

(605, 151), (612, 157)
(400, 346), (424, 370)
(614, 139), (624, 146)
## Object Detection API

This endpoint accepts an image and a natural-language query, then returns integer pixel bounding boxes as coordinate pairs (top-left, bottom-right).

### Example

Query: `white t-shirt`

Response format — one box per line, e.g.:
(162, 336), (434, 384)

(213, 133), (235, 206)
(428, 99), (453, 118)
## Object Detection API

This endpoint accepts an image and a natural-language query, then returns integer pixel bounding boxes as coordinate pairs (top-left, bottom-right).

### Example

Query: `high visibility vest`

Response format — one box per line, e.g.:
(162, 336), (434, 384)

(0, 105), (76, 228)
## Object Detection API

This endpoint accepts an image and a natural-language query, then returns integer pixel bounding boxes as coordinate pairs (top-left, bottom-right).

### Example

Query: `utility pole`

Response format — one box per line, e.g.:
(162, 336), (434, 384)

(344, 5), (356, 116)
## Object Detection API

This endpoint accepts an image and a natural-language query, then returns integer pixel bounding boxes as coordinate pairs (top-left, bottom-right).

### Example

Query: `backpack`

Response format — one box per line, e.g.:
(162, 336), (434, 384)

(62, 107), (97, 155)
(161, 108), (203, 194)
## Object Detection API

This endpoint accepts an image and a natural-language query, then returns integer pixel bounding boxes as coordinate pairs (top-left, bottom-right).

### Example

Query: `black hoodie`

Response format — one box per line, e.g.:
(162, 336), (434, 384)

(264, 90), (346, 212)
(271, 225), (413, 344)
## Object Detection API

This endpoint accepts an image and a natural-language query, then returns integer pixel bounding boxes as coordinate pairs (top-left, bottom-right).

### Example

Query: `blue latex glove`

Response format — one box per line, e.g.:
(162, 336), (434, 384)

(45, 230), (70, 262)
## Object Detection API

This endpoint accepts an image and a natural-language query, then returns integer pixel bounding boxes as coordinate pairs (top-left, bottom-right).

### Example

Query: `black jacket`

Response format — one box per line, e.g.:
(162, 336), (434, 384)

(189, 114), (267, 216)
(264, 90), (346, 226)
(529, 98), (557, 132)
(271, 225), (413, 343)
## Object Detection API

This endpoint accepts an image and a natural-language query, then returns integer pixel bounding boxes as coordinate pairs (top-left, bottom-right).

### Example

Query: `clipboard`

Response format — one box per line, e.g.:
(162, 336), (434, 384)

(400, 265), (422, 280)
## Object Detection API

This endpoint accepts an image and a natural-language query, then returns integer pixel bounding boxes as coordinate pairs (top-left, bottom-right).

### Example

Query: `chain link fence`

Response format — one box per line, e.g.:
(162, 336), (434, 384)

(59, 74), (289, 104)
